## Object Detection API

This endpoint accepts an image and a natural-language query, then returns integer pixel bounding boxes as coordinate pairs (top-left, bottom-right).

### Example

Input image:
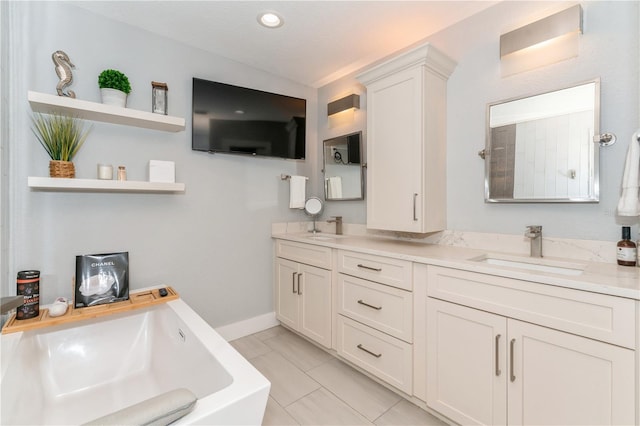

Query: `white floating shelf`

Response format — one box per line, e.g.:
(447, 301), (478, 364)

(28, 91), (186, 132)
(28, 177), (185, 193)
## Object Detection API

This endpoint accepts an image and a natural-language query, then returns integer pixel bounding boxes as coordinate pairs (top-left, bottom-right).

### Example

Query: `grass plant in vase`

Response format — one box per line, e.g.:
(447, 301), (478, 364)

(31, 113), (91, 178)
(98, 69), (131, 107)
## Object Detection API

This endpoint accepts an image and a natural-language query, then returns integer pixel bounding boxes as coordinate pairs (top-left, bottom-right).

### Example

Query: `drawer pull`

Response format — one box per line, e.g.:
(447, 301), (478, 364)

(413, 193), (418, 221)
(297, 273), (302, 295)
(357, 343), (382, 358)
(495, 334), (501, 376)
(357, 299), (382, 310)
(510, 338), (516, 382)
(292, 272), (297, 294)
(357, 264), (382, 272)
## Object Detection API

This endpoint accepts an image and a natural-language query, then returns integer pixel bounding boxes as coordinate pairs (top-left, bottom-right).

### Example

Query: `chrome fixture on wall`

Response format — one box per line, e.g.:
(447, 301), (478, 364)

(500, 5), (582, 57)
(327, 94), (360, 116)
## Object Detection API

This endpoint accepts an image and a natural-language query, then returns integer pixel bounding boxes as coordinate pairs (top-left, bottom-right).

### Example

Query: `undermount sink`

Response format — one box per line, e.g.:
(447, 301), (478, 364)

(470, 254), (585, 276)
(303, 233), (346, 241)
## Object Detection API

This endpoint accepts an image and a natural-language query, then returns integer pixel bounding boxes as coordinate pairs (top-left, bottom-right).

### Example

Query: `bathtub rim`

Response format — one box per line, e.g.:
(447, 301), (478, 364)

(1, 293), (271, 425)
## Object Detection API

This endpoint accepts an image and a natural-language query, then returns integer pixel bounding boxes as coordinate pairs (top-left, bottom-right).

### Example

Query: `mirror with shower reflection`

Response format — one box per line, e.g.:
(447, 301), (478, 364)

(485, 79), (600, 203)
(323, 131), (364, 201)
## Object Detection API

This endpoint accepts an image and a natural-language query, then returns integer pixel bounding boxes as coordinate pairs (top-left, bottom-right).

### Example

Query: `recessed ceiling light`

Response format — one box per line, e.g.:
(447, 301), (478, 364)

(257, 11), (284, 29)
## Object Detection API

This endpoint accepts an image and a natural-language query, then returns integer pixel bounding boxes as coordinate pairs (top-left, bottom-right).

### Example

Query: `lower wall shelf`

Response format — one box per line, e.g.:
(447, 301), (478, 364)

(28, 176), (186, 193)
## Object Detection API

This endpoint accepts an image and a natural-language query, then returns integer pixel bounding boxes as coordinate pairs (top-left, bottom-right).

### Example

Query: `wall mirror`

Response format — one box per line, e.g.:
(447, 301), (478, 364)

(323, 131), (364, 201)
(484, 79), (601, 203)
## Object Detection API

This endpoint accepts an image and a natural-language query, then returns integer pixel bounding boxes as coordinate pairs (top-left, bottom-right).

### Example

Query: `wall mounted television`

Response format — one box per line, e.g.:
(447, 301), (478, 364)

(192, 78), (306, 159)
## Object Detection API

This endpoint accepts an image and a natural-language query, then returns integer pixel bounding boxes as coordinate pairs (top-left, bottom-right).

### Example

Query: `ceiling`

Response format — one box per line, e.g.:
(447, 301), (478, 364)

(72, 1), (498, 88)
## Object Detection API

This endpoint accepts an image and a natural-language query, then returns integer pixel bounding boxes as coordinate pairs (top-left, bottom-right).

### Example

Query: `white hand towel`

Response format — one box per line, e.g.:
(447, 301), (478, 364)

(289, 175), (307, 209)
(617, 129), (640, 216)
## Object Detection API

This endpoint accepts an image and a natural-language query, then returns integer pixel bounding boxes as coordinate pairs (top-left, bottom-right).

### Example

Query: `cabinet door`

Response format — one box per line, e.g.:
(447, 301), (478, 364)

(366, 65), (424, 233)
(298, 264), (332, 348)
(426, 298), (507, 425)
(507, 319), (636, 426)
(275, 258), (299, 330)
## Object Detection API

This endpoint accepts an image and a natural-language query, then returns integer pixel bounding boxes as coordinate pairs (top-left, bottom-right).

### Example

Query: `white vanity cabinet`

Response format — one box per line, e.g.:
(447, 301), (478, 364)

(336, 250), (414, 394)
(425, 266), (637, 426)
(275, 240), (332, 348)
(356, 43), (456, 233)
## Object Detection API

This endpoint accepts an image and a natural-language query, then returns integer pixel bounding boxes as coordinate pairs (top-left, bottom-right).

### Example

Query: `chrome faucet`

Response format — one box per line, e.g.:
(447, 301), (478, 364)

(327, 216), (343, 235)
(525, 225), (543, 258)
(1, 296), (24, 315)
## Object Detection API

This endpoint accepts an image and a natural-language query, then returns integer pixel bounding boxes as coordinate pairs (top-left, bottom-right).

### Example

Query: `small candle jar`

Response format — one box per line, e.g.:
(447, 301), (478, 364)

(97, 164), (113, 180)
(117, 166), (127, 181)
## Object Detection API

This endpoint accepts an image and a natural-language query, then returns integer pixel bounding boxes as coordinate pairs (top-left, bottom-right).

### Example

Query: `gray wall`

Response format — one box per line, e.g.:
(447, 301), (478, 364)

(2, 2), (317, 327)
(318, 0), (639, 241)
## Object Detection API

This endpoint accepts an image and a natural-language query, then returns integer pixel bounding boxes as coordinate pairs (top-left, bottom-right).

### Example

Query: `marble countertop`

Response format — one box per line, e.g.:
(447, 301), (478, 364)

(273, 232), (640, 300)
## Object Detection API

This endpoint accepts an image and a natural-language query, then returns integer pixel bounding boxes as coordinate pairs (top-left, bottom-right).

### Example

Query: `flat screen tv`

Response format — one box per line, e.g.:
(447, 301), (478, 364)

(192, 78), (306, 159)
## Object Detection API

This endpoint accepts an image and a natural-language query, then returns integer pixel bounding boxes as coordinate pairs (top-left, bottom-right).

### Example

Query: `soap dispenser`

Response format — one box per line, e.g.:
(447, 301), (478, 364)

(617, 226), (636, 266)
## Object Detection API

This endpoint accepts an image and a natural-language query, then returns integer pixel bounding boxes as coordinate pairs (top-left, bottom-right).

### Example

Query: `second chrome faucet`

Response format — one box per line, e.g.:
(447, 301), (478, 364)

(525, 225), (543, 258)
(327, 216), (343, 235)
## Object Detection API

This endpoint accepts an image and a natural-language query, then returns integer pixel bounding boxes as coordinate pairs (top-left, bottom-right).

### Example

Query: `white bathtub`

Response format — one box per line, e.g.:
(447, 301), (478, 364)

(0, 298), (270, 425)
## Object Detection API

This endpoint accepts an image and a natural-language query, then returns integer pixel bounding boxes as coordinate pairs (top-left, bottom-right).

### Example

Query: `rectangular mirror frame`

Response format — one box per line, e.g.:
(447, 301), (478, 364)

(484, 79), (600, 203)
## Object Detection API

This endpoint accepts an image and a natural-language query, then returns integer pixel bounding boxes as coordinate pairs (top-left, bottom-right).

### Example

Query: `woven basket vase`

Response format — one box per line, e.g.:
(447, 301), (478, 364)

(49, 160), (75, 178)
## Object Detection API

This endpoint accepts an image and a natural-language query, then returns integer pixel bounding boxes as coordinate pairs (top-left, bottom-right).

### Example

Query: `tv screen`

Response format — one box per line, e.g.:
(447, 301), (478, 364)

(192, 78), (306, 159)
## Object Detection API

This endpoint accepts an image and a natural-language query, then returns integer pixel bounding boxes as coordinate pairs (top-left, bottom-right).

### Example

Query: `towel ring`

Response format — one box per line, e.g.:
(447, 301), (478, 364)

(593, 133), (616, 147)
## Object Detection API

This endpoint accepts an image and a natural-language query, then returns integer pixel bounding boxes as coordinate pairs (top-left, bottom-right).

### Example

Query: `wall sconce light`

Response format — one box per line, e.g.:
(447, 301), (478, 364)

(328, 94), (360, 116)
(500, 5), (582, 76)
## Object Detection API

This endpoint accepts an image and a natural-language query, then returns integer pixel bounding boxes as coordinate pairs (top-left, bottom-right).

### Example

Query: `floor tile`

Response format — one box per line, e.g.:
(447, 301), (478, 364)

(264, 329), (333, 372)
(374, 399), (449, 426)
(230, 334), (271, 360)
(286, 388), (372, 426)
(262, 396), (299, 426)
(254, 325), (289, 341)
(307, 358), (401, 421)
(250, 350), (320, 407)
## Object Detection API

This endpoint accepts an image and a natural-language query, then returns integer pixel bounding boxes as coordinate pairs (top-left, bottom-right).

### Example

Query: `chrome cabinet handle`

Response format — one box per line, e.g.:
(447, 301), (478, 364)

(413, 193), (418, 221)
(297, 273), (302, 295)
(510, 338), (516, 382)
(495, 334), (501, 376)
(357, 299), (382, 310)
(357, 344), (382, 358)
(357, 264), (382, 272)
(292, 272), (297, 294)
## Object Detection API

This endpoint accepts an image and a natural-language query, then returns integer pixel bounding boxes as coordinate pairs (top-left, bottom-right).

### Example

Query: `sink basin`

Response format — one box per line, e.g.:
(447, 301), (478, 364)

(303, 234), (346, 241)
(470, 254), (585, 276)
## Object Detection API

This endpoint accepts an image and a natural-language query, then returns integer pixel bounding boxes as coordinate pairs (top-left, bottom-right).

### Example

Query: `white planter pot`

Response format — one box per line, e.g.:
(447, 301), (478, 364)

(100, 88), (127, 107)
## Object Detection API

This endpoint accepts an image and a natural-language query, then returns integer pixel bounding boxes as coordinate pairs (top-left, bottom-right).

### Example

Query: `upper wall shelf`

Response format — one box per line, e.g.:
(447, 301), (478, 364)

(28, 91), (186, 132)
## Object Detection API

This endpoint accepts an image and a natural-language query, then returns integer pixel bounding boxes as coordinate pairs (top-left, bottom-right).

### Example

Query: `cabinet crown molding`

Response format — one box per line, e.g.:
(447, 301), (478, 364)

(357, 42), (457, 85)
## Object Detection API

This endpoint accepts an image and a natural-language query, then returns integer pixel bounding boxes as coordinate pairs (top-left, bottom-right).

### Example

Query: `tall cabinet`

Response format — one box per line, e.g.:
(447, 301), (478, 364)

(357, 43), (456, 233)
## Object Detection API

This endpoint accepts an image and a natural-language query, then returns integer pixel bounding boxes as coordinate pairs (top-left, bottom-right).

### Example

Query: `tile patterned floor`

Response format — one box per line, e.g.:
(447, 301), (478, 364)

(230, 326), (448, 426)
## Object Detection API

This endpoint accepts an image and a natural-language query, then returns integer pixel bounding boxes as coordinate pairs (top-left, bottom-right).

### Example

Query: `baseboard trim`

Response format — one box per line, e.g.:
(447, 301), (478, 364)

(215, 311), (279, 342)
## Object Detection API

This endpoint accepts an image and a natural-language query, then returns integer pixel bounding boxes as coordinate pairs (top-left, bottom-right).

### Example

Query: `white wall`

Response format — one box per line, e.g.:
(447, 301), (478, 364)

(1, 2), (317, 327)
(318, 0), (639, 241)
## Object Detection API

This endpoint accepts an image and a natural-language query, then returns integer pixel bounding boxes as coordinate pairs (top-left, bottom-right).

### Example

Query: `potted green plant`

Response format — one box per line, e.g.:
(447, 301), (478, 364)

(98, 69), (132, 107)
(31, 113), (91, 178)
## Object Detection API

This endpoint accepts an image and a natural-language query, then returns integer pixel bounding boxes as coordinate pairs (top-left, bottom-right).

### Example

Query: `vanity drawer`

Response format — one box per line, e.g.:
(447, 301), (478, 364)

(276, 239), (332, 269)
(426, 266), (636, 348)
(337, 315), (412, 394)
(338, 274), (413, 343)
(337, 250), (412, 290)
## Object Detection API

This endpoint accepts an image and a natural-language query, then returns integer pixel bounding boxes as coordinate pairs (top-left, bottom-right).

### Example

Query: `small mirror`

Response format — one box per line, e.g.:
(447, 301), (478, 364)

(304, 197), (324, 233)
(323, 131), (364, 201)
(304, 197), (323, 216)
(485, 79), (600, 203)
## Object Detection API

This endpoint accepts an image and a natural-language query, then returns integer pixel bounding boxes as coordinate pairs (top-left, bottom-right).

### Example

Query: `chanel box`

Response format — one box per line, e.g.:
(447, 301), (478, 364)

(148, 160), (175, 183)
